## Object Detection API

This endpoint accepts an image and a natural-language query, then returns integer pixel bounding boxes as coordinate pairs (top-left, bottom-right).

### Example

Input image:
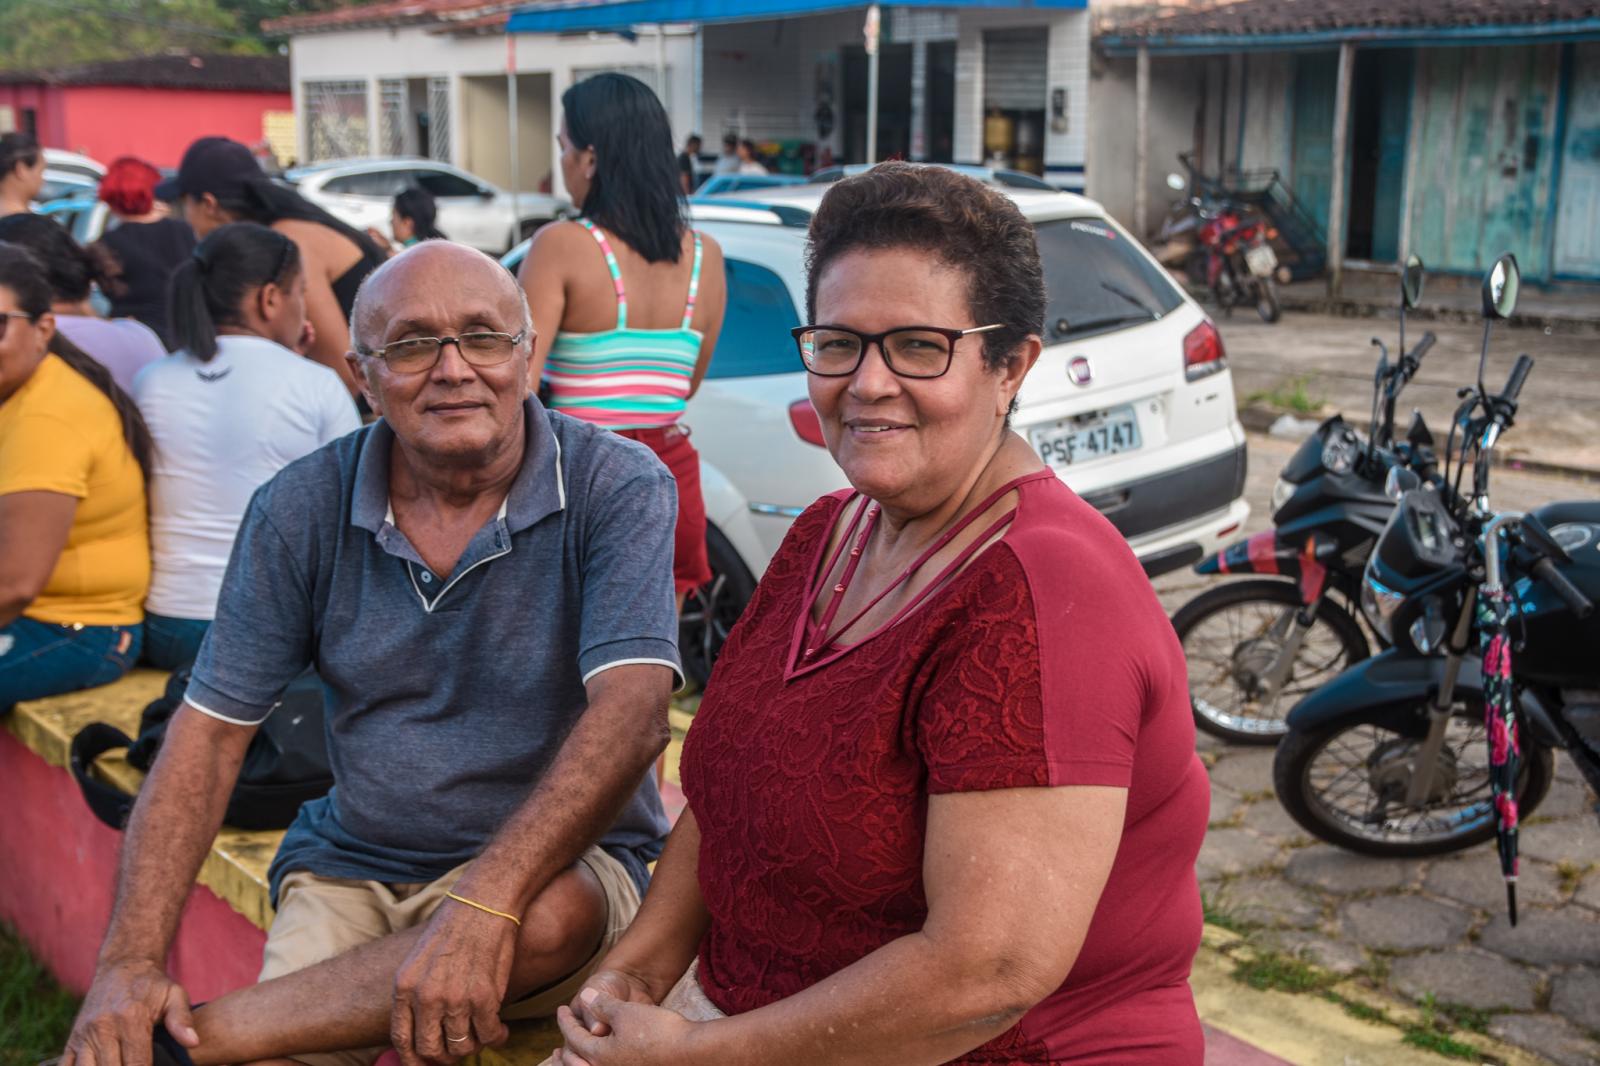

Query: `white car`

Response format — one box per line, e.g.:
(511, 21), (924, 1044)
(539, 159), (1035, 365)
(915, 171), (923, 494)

(285, 158), (567, 255)
(506, 177), (1250, 680)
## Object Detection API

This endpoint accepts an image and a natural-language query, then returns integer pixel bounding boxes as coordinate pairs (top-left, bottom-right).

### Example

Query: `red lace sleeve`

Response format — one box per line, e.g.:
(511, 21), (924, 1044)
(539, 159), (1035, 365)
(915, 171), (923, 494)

(914, 549), (1052, 794)
(916, 544), (1149, 793)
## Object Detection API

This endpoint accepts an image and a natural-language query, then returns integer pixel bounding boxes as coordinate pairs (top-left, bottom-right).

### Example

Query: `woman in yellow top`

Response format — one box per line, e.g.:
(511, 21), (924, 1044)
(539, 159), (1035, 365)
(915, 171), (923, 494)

(0, 243), (150, 708)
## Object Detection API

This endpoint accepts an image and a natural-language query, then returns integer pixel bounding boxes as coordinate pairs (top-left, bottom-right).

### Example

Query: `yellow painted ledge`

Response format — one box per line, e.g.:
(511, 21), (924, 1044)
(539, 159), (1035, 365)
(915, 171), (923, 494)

(5, 669), (279, 931)
(1191, 926), (1546, 1066)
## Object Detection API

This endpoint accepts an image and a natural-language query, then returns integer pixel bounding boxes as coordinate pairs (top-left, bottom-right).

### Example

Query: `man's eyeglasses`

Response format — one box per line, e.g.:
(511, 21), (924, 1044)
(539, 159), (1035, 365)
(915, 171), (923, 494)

(359, 330), (529, 375)
(0, 311), (39, 342)
(791, 324), (1005, 379)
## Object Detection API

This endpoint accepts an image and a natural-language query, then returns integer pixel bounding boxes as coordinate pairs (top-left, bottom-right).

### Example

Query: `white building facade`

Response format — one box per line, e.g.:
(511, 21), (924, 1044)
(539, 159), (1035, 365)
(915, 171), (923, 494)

(271, 0), (1090, 200)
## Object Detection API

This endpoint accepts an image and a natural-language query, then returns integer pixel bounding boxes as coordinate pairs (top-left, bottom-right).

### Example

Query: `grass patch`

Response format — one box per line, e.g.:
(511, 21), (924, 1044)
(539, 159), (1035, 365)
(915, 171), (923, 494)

(0, 924), (78, 1066)
(1401, 1026), (1482, 1060)
(1201, 893), (1253, 936)
(1232, 951), (1336, 994)
(1555, 860), (1591, 896)
(1245, 375), (1324, 417)
(1326, 991), (1391, 1025)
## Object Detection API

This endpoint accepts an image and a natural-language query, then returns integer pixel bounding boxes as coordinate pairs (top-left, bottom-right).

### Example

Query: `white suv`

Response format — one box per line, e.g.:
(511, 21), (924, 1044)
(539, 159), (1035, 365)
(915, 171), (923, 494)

(285, 158), (567, 255)
(506, 178), (1250, 680)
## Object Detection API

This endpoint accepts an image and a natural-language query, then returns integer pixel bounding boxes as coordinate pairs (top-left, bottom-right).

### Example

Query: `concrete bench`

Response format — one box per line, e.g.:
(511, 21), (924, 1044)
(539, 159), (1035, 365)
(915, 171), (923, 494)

(0, 673), (695, 1062)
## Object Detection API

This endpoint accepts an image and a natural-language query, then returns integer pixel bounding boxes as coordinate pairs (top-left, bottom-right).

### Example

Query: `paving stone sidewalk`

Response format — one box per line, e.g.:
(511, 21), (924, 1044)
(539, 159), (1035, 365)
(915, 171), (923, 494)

(1156, 431), (1600, 1065)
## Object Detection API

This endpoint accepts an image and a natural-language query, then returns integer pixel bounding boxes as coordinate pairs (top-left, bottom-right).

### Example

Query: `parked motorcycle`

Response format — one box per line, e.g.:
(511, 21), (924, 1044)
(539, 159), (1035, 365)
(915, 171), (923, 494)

(1274, 254), (1600, 872)
(1155, 155), (1284, 324)
(1172, 256), (1436, 743)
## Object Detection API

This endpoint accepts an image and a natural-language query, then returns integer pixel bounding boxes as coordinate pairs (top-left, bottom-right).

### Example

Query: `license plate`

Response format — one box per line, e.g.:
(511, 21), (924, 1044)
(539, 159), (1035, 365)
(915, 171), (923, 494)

(1245, 244), (1279, 278)
(1029, 406), (1143, 469)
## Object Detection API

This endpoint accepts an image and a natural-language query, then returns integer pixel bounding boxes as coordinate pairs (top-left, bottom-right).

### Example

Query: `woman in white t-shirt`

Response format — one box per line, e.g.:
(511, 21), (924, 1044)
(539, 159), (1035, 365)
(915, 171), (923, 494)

(132, 221), (359, 669)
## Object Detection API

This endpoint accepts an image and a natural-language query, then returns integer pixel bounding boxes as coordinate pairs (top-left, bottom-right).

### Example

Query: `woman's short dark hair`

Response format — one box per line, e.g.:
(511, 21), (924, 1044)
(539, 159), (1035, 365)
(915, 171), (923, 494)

(562, 73), (685, 264)
(0, 242), (152, 481)
(804, 163), (1045, 373)
(167, 222), (300, 363)
(394, 186), (446, 242)
(0, 132), (39, 181)
(0, 212), (107, 304)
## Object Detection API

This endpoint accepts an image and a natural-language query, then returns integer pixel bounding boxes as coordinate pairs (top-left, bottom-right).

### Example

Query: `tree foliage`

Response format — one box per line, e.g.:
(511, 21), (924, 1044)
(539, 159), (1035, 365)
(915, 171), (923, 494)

(0, 0), (356, 69)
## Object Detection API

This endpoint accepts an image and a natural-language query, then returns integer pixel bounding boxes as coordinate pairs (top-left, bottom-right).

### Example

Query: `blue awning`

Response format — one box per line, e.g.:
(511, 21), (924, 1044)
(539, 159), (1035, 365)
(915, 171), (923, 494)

(508, 0), (1083, 35)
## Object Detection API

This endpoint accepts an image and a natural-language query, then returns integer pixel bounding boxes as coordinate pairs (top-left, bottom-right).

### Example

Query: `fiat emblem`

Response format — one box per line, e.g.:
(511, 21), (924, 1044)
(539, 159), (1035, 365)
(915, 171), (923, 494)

(1067, 355), (1093, 386)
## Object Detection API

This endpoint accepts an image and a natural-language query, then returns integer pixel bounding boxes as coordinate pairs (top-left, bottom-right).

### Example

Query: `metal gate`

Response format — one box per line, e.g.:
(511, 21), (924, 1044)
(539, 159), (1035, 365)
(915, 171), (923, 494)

(428, 77), (452, 163)
(379, 79), (407, 157)
(304, 80), (368, 161)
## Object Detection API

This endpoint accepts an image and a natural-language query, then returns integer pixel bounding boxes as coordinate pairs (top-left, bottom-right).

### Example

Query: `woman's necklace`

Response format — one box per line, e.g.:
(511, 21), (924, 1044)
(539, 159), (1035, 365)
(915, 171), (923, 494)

(802, 469), (1041, 661)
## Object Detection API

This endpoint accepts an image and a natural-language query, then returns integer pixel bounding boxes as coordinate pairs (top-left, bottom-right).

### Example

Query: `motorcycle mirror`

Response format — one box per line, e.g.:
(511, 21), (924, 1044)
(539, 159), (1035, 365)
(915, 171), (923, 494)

(1384, 466), (1421, 501)
(1166, 172), (1186, 191)
(1482, 254), (1520, 320)
(1406, 411), (1434, 446)
(1401, 254), (1426, 309)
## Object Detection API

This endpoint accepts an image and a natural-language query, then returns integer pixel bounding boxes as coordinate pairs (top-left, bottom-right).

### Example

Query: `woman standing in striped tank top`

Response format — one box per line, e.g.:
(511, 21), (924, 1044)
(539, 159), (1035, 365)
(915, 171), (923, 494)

(521, 73), (727, 606)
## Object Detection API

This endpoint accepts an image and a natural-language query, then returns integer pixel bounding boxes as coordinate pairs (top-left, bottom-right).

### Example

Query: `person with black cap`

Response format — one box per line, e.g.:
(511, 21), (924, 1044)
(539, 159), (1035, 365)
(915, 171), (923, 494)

(159, 136), (385, 398)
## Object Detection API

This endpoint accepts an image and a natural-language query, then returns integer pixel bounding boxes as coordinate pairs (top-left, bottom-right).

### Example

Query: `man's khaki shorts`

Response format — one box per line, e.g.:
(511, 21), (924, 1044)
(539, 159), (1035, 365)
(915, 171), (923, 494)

(259, 845), (641, 1066)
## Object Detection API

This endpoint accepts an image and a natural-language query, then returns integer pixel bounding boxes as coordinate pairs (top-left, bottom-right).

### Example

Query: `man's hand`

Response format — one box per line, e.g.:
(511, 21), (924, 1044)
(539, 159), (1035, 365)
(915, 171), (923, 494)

(390, 898), (516, 1065)
(62, 958), (197, 1066)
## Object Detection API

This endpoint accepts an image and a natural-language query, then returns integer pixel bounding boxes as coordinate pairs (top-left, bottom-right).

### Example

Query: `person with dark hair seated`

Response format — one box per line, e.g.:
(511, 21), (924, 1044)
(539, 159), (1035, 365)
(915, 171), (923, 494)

(92, 155), (197, 349)
(132, 222), (358, 670)
(160, 136), (386, 398)
(0, 213), (166, 393)
(0, 242), (150, 707)
(0, 132), (43, 218)
(521, 72), (727, 610)
(550, 164), (1209, 1066)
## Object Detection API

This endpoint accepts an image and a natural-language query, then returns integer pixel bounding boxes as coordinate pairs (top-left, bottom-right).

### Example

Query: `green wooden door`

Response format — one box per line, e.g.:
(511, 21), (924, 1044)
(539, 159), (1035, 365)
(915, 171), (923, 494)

(1405, 45), (1561, 277)
(1291, 52), (1340, 239)
(1555, 43), (1600, 278)
(1369, 52), (1413, 263)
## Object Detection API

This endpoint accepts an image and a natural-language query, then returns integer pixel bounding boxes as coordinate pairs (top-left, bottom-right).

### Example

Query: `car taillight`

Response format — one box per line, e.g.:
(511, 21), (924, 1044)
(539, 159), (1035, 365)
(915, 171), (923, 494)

(789, 399), (827, 447)
(1184, 320), (1226, 382)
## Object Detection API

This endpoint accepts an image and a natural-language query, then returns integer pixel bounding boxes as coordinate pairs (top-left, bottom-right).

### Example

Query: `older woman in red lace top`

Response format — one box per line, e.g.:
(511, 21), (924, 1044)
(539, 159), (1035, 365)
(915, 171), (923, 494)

(552, 163), (1209, 1066)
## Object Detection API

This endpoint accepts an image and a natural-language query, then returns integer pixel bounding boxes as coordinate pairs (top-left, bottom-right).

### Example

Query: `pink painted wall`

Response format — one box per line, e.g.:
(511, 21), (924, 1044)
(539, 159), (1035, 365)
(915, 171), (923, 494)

(0, 731), (266, 1000)
(0, 83), (68, 147)
(58, 86), (291, 168)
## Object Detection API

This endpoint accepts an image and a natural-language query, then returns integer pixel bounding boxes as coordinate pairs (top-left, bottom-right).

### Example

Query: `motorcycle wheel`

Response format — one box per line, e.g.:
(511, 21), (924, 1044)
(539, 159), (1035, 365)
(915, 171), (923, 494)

(678, 525), (758, 687)
(1255, 278), (1281, 324)
(1273, 695), (1554, 857)
(1172, 578), (1369, 745)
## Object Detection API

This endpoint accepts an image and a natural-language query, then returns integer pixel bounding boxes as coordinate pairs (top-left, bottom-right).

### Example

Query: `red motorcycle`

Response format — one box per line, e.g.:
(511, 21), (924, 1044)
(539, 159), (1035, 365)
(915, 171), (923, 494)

(1197, 207), (1282, 324)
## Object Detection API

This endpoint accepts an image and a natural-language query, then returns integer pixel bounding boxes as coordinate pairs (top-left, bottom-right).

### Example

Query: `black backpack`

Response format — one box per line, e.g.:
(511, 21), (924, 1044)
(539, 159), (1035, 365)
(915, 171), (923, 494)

(70, 667), (333, 831)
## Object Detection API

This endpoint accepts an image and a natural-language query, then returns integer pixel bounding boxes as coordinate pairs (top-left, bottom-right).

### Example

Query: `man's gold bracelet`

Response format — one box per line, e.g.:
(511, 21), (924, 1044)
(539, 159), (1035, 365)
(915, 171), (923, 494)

(445, 891), (522, 926)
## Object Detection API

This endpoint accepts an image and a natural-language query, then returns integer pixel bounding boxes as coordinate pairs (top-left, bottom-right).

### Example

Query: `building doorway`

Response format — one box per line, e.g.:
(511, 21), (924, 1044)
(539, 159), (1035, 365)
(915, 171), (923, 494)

(843, 42), (913, 163)
(925, 41), (956, 163)
(1346, 49), (1412, 263)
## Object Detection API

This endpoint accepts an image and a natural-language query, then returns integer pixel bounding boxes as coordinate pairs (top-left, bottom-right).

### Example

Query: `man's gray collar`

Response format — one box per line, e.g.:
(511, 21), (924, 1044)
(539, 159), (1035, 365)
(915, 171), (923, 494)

(350, 398), (565, 537)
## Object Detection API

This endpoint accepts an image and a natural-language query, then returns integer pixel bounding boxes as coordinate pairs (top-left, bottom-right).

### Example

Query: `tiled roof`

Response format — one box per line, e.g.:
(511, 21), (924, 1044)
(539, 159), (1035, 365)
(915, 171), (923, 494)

(0, 53), (289, 92)
(263, 0), (519, 35)
(1101, 0), (1600, 41)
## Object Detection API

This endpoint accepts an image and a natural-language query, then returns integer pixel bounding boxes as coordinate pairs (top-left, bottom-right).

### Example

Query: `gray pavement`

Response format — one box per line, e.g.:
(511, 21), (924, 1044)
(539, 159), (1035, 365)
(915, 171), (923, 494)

(1216, 310), (1600, 477)
(1157, 431), (1600, 1066)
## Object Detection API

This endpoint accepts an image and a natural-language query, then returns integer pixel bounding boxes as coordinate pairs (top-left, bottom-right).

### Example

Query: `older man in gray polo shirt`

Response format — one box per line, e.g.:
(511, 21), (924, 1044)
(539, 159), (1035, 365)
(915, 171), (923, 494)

(65, 243), (680, 1066)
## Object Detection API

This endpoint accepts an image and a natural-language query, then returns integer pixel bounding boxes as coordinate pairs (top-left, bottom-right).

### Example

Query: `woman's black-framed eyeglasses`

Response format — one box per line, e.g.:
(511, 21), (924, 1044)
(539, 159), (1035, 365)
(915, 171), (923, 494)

(357, 330), (530, 375)
(792, 323), (1004, 379)
(0, 311), (39, 342)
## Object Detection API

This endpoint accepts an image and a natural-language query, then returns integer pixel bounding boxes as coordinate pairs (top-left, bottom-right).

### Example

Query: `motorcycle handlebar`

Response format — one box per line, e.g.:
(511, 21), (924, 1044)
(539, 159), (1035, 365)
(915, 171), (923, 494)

(1532, 557), (1595, 619)
(1501, 354), (1534, 409)
(1409, 332), (1436, 366)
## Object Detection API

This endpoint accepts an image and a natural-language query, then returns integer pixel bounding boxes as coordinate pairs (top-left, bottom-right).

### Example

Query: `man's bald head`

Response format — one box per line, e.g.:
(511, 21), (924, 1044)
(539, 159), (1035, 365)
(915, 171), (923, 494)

(349, 241), (532, 354)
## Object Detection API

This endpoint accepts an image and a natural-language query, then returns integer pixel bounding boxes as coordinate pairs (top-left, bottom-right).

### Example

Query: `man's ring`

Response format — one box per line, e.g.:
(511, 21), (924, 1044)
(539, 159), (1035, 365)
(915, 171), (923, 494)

(447, 1037), (470, 1044)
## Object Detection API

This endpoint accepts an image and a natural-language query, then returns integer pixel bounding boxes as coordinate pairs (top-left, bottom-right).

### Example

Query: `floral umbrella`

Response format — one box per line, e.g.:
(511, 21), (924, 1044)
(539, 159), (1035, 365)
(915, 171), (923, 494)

(1476, 576), (1521, 926)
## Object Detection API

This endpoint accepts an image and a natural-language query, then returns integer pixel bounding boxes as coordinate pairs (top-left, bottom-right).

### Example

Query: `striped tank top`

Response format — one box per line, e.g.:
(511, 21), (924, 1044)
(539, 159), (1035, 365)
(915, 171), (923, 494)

(544, 219), (704, 430)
